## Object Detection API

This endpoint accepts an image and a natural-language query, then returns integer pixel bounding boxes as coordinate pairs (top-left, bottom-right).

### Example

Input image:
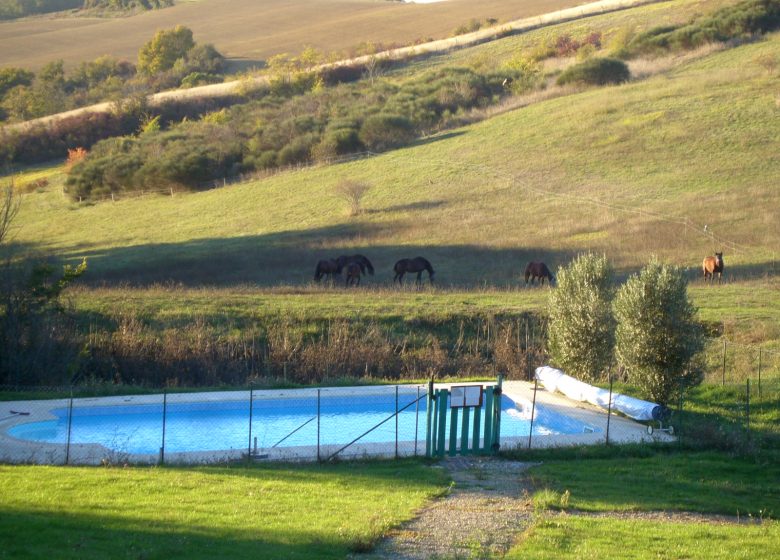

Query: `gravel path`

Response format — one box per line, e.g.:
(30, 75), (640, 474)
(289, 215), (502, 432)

(358, 457), (537, 559)
(357, 456), (760, 559)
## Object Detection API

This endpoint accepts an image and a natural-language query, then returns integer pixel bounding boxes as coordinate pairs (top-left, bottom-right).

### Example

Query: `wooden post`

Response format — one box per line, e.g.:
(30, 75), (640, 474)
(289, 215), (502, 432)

(460, 407), (471, 455)
(437, 390), (447, 457)
(483, 388), (493, 453)
(722, 339), (727, 386)
(448, 406), (459, 457)
(471, 389), (482, 454)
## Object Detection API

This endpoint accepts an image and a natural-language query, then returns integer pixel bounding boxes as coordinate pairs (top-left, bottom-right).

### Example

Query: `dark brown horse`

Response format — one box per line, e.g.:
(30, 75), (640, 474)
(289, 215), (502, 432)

(394, 257), (435, 286)
(703, 252), (724, 284)
(344, 262), (362, 287)
(336, 254), (375, 276)
(314, 259), (340, 282)
(524, 262), (555, 286)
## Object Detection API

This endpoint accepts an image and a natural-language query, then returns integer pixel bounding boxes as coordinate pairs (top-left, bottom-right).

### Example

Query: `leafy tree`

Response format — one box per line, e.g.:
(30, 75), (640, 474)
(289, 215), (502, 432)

(0, 183), (87, 385)
(138, 25), (195, 76)
(614, 259), (705, 405)
(0, 67), (34, 97)
(547, 254), (616, 382)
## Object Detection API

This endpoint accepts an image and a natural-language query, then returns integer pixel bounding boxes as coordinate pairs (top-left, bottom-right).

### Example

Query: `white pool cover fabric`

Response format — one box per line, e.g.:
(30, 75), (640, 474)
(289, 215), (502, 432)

(534, 366), (666, 421)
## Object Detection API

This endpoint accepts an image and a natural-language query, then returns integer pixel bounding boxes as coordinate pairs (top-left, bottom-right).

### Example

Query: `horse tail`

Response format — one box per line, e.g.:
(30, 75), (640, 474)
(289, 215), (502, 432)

(363, 256), (375, 275)
(314, 263), (322, 281)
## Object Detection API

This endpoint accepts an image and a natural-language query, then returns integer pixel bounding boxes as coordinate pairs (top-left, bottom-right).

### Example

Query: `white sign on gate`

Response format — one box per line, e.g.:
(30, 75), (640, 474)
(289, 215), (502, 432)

(450, 385), (483, 408)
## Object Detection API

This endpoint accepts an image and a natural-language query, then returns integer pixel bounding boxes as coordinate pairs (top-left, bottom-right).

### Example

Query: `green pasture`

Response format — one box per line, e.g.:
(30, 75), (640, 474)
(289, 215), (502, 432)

(0, 460), (449, 560)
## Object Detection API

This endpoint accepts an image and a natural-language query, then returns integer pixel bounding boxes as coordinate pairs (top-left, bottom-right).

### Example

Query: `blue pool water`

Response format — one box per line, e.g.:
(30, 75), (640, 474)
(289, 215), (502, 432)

(8, 391), (598, 455)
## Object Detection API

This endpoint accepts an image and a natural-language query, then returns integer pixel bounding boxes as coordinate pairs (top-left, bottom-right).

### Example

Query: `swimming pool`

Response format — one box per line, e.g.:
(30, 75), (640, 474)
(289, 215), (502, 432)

(5, 386), (599, 459)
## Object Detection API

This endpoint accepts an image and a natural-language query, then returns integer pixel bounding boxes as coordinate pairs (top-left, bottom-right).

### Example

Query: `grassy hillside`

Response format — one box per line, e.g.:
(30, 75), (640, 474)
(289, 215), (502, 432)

(11, 31), (779, 285)
(0, 0), (581, 71)
(3, 0), (779, 388)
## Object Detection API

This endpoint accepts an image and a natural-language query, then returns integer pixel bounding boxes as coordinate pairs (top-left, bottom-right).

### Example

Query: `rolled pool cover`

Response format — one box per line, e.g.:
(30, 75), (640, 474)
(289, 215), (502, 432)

(534, 366), (668, 422)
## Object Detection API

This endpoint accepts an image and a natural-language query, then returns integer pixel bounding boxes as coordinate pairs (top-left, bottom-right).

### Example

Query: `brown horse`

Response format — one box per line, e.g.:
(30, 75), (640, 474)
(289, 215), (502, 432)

(314, 259), (340, 282)
(344, 262), (362, 287)
(394, 257), (435, 286)
(703, 252), (724, 284)
(336, 254), (375, 276)
(524, 262), (555, 286)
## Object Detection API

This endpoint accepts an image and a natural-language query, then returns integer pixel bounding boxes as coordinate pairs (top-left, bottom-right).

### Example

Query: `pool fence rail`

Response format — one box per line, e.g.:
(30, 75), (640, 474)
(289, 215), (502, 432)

(1, 373), (775, 464)
(1, 381), (501, 466)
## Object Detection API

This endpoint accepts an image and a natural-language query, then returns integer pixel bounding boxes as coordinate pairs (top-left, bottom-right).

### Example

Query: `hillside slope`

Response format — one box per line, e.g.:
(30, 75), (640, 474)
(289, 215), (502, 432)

(0, 0), (580, 71)
(12, 30), (779, 287)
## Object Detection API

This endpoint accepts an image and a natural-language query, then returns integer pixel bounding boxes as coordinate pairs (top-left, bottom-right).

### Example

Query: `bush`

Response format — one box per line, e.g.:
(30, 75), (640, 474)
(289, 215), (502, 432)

(614, 260), (705, 405)
(547, 254), (616, 382)
(624, 0), (780, 58)
(358, 113), (416, 152)
(557, 57), (630, 86)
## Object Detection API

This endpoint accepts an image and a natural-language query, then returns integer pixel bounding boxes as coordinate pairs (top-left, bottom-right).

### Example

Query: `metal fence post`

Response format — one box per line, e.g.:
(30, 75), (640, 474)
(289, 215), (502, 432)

(247, 385), (254, 460)
(160, 389), (167, 465)
(528, 378), (538, 450)
(722, 338), (727, 386)
(606, 376), (613, 445)
(414, 385), (420, 457)
(65, 388), (74, 466)
(746, 379), (750, 439)
(677, 378), (685, 446)
(317, 389), (321, 462)
(757, 348), (762, 400)
(395, 385), (399, 459)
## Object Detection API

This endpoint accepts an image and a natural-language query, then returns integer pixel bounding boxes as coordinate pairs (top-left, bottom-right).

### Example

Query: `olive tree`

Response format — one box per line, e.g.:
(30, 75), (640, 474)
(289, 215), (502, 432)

(614, 259), (704, 405)
(547, 254), (615, 382)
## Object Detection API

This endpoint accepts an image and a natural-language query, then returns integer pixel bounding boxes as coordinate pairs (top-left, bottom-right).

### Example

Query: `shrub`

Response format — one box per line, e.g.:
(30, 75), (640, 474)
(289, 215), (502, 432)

(614, 259), (705, 405)
(358, 113), (415, 152)
(547, 254), (616, 383)
(624, 0), (780, 58)
(334, 179), (371, 216)
(556, 57), (630, 86)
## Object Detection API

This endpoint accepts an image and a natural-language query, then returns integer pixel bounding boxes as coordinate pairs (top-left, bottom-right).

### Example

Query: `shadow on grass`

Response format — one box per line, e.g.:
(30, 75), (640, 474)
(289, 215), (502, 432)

(0, 508), (345, 560)
(0, 459), (448, 560)
(21, 221), (575, 288)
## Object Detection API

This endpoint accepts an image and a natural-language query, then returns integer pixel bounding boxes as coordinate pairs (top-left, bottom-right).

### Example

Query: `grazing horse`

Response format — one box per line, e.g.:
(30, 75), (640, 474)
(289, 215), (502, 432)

(344, 262), (362, 287)
(524, 262), (555, 286)
(703, 252), (724, 284)
(394, 257), (435, 286)
(336, 254), (375, 276)
(314, 259), (340, 283)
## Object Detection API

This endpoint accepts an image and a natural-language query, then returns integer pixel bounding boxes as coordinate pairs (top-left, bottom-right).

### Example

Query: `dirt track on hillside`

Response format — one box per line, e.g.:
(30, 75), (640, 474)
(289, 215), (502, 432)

(2, 0), (654, 134)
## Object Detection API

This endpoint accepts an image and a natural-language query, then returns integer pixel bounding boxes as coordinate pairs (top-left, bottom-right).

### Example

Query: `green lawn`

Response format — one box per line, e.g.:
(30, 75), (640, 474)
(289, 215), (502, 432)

(507, 516), (780, 560)
(0, 460), (449, 559)
(527, 451), (779, 516)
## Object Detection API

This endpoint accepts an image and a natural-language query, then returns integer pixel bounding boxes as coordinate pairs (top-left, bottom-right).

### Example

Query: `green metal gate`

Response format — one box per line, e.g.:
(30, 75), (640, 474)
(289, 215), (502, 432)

(425, 377), (502, 458)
